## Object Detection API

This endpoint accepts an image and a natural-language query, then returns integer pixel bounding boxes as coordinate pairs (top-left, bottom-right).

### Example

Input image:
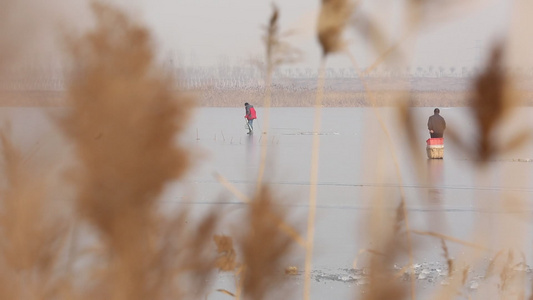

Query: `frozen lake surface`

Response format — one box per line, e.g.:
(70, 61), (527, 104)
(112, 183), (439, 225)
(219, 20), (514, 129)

(2, 106), (533, 299)
(180, 107), (533, 299)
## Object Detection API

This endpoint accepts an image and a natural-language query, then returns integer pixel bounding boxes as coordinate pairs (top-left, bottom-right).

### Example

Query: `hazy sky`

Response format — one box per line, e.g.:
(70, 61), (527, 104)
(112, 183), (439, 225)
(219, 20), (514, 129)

(10, 0), (531, 71)
(124, 0), (527, 70)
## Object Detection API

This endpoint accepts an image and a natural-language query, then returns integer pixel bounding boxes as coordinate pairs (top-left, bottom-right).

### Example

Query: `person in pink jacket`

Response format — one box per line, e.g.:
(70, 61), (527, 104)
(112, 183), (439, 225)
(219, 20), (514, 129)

(244, 102), (257, 134)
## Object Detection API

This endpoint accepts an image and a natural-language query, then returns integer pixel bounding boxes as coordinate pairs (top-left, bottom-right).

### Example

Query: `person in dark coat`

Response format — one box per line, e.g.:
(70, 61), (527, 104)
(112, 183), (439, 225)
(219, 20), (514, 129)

(427, 108), (446, 138)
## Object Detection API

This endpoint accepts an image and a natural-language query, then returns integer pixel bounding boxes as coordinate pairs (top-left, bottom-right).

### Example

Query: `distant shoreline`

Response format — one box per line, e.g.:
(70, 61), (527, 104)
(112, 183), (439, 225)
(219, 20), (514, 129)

(1, 88), (531, 107)
(197, 89), (475, 107)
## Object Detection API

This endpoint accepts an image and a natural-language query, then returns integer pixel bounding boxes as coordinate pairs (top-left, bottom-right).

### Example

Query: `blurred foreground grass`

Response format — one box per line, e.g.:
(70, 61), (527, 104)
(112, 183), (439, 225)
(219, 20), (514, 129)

(0, 0), (532, 300)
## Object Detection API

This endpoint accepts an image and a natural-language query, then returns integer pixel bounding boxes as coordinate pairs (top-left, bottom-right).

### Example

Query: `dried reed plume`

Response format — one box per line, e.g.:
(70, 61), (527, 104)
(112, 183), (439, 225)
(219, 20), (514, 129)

(440, 238), (453, 277)
(256, 5), (301, 185)
(0, 130), (70, 299)
(480, 250), (528, 299)
(303, 2), (356, 298)
(449, 42), (530, 163)
(214, 235), (237, 271)
(65, 1), (175, 221)
(63, 1), (192, 234)
(256, 5), (279, 186)
(60, 2), (218, 299)
(262, 4), (301, 72)
(469, 43), (509, 161)
(362, 201), (408, 300)
(317, 0), (354, 56)
(237, 187), (296, 300)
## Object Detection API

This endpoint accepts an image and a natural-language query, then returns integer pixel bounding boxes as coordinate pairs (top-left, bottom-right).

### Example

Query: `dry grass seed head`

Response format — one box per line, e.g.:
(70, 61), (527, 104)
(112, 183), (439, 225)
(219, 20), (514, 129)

(213, 235), (237, 271)
(261, 5), (301, 72)
(264, 4), (279, 63)
(317, 0), (354, 56)
(447, 42), (530, 163)
(216, 289), (236, 297)
(63, 1), (192, 237)
(0, 131), (70, 298)
(393, 198), (405, 235)
(471, 43), (507, 161)
(499, 250), (514, 292)
(485, 250), (504, 279)
(61, 2), (200, 299)
(362, 200), (409, 300)
(363, 257), (407, 300)
(461, 266), (470, 286)
(239, 186), (296, 300)
(170, 211), (219, 299)
(440, 238), (453, 277)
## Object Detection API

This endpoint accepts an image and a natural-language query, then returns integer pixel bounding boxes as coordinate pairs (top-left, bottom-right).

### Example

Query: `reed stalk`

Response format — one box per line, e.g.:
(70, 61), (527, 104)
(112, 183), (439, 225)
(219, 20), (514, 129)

(345, 49), (416, 299)
(256, 5), (278, 186)
(303, 57), (326, 300)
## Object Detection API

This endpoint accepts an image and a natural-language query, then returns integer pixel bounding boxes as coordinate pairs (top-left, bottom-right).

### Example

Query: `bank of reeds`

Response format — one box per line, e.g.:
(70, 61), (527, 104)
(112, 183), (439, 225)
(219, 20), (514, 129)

(199, 89), (473, 107)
